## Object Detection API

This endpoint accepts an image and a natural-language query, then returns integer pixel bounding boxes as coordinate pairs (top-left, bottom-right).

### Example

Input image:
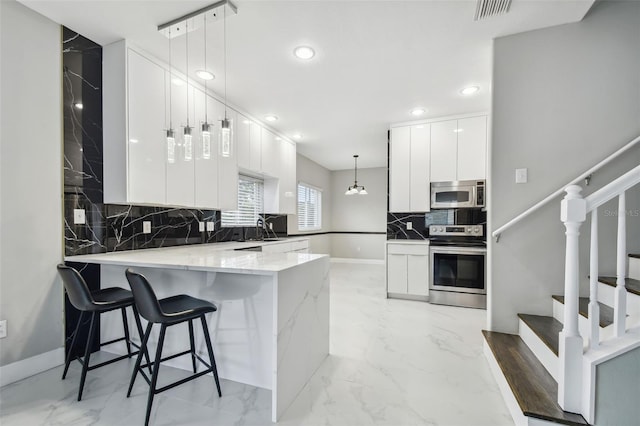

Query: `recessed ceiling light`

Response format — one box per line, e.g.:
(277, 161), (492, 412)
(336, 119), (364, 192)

(453, 128), (464, 133)
(293, 46), (315, 60)
(74, 103), (83, 109)
(129, 138), (139, 144)
(242, 119), (251, 125)
(410, 107), (426, 116)
(195, 70), (214, 80)
(292, 133), (303, 140)
(264, 115), (278, 122)
(172, 78), (185, 86)
(460, 86), (480, 96)
(415, 125), (425, 129)
(275, 136), (282, 141)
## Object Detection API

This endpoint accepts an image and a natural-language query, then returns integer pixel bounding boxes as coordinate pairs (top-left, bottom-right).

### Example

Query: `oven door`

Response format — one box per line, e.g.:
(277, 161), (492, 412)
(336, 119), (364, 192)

(430, 183), (476, 209)
(429, 246), (486, 294)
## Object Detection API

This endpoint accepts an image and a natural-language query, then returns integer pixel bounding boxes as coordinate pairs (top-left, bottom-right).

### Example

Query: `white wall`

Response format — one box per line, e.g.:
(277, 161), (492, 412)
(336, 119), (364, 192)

(490, 0), (640, 332)
(0, 0), (63, 366)
(330, 167), (387, 260)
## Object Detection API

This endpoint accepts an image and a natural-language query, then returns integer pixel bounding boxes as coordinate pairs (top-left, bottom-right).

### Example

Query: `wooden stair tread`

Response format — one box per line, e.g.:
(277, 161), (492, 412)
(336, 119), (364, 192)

(482, 330), (588, 425)
(518, 314), (561, 356)
(598, 276), (640, 297)
(552, 295), (614, 328)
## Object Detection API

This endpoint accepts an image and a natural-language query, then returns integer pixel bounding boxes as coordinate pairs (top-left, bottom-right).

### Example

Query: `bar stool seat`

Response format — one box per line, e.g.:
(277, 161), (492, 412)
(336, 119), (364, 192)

(125, 269), (222, 426)
(57, 264), (149, 401)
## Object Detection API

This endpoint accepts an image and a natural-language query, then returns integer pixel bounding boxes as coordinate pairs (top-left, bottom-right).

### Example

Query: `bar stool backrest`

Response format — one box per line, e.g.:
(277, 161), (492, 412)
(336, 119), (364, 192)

(125, 269), (165, 324)
(57, 264), (96, 311)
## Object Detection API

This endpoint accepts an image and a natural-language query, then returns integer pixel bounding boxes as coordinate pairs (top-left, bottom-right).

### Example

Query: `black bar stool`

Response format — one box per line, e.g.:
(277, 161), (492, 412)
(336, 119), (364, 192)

(125, 269), (222, 426)
(57, 264), (149, 401)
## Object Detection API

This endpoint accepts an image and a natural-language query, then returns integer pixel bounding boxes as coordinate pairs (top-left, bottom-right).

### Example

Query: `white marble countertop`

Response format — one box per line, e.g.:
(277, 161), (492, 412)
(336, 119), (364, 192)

(386, 239), (430, 245)
(64, 237), (324, 275)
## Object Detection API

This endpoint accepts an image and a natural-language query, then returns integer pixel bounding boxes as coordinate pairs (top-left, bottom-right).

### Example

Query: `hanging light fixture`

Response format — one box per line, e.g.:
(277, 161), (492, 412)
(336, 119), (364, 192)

(166, 28), (176, 164)
(183, 18), (193, 162)
(345, 155), (367, 195)
(158, 1), (238, 161)
(201, 13), (212, 160)
(219, 3), (233, 158)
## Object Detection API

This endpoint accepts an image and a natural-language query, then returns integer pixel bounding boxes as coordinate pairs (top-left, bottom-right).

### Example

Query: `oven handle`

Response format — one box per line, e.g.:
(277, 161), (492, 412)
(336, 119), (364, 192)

(429, 246), (487, 254)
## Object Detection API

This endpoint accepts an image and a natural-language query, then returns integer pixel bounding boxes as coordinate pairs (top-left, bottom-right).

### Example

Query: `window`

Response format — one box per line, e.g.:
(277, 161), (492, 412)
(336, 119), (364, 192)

(221, 176), (264, 227)
(298, 183), (322, 231)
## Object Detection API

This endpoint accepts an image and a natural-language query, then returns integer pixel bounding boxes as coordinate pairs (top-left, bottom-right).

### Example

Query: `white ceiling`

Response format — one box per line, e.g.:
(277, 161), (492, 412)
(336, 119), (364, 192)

(20, 0), (595, 170)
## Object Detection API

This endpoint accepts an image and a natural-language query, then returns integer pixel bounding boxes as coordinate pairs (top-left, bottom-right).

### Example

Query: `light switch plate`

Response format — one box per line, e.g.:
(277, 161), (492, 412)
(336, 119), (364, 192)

(406, 221), (413, 230)
(206, 221), (215, 231)
(0, 320), (7, 339)
(199, 222), (205, 232)
(516, 168), (528, 184)
(73, 209), (86, 225)
(143, 221), (151, 234)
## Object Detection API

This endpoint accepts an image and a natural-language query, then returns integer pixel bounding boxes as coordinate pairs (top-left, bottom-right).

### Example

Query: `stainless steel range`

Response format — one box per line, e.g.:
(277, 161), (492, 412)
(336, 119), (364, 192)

(428, 224), (486, 309)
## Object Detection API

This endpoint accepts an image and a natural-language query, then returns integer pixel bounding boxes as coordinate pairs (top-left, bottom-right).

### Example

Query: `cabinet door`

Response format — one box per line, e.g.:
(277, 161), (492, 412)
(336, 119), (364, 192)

(261, 128), (279, 178)
(409, 125), (430, 212)
(236, 114), (251, 171)
(214, 100), (238, 210)
(407, 254), (429, 296)
(387, 253), (408, 294)
(279, 140), (297, 214)
(193, 88), (219, 208)
(430, 120), (458, 182)
(249, 121), (262, 173)
(389, 127), (410, 212)
(456, 116), (487, 181)
(166, 76), (195, 206)
(127, 50), (166, 204)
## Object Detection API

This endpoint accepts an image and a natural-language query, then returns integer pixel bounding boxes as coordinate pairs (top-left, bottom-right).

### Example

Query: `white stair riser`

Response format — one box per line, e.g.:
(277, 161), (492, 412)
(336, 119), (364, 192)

(552, 299), (614, 344)
(598, 282), (640, 317)
(518, 319), (559, 381)
(629, 257), (640, 281)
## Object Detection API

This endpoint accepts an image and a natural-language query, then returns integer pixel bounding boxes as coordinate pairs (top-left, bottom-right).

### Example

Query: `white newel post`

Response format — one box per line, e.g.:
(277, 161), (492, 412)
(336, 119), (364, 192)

(558, 185), (585, 413)
(588, 209), (599, 349)
(614, 192), (627, 337)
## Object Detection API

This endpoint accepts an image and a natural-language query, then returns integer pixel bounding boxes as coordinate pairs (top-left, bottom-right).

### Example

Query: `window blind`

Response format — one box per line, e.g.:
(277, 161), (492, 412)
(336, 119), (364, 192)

(297, 183), (322, 231)
(221, 176), (264, 227)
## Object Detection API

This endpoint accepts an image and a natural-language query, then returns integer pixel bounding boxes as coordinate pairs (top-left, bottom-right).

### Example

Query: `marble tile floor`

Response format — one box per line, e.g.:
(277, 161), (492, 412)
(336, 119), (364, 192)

(0, 262), (513, 426)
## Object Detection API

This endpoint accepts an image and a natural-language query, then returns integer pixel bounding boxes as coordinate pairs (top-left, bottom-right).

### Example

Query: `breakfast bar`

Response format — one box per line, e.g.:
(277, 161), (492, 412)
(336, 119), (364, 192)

(65, 242), (330, 422)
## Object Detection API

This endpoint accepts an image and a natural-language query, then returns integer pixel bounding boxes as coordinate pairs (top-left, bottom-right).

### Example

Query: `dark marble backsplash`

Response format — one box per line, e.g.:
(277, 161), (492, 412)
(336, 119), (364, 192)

(62, 27), (287, 257)
(387, 209), (486, 240)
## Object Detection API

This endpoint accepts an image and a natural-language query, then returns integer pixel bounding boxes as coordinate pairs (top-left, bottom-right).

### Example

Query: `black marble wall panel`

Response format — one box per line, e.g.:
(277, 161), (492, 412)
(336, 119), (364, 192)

(387, 213), (429, 240)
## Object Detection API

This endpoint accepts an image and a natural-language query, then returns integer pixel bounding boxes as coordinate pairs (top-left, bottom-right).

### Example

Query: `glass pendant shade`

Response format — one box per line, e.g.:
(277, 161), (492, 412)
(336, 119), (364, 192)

(183, 126), (193, 161)
(202, 122), (212, 159)
(219, 118), (233, 157)
(166, 129), (176, 163)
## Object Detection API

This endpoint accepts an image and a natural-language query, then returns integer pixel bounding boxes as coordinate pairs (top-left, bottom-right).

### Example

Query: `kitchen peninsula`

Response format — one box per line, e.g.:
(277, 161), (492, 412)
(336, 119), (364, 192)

(65, 240), (329, 422)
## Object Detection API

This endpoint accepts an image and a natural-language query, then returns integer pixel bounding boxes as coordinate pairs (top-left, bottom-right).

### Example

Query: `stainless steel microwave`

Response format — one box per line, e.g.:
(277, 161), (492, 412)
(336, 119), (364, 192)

(430, 180), (485, 209)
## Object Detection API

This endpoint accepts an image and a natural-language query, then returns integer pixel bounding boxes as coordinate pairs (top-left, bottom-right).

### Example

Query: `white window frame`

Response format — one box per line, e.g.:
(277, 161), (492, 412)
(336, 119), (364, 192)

(221, 175), (264, 227)
(297, 182), (322, 231)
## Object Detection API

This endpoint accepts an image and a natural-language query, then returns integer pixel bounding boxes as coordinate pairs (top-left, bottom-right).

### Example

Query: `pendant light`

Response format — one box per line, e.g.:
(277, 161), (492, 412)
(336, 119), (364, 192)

(345, 155), (367, 195)
(182, 19), (193, 161)
(201, 13), (212, 160)
(166, 28), (176, 164)
(219, 3), (233, 158)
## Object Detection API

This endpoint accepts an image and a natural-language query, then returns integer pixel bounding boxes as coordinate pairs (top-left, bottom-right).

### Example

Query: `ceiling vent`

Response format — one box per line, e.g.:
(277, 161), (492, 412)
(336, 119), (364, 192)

(474, 0), (512, 21)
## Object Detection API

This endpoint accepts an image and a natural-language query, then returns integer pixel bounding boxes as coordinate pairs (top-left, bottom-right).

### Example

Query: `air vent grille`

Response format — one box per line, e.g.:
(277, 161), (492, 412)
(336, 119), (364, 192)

(474, 0), (512, 21)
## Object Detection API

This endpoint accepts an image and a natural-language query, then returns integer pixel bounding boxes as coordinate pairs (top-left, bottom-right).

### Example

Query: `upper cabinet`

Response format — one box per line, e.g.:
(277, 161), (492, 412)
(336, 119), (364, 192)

(430, 116), (487, 182)
(389, 125), (430, 212)
(237, 115), (262, 173)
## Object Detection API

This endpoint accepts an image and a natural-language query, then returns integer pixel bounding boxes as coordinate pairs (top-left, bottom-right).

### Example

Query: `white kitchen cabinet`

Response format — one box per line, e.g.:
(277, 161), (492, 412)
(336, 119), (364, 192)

(217, 106), (239, 211)
(264, 138), (296, 215)
(386, 242), (429, 298)
(456, 116), (487, 181)
(389, 125), (430, 212)
(261, 128), (279, 178)
(236, 115), (262, 174)
(104, 43), (167, 205)
(430, 116), (486, 182)
(193, 87), (219, 209)
(166, 75), (196, 207)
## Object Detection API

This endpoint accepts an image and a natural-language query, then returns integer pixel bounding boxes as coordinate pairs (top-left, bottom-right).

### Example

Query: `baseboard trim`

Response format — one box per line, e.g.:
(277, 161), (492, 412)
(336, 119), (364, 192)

(0, 347), (64, 387)
(330, 258), (385, 265)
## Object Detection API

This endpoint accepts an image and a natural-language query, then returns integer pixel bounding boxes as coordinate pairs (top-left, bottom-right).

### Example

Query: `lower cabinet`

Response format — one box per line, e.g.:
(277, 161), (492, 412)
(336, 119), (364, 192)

(386, 242), (429, 298)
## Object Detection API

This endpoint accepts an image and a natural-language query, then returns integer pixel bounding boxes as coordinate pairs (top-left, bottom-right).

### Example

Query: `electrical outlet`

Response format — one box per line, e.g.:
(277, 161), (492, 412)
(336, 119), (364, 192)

(406, 221), (413, 230)
(143, 221), (151, 234)
(199, 222), (205, 232)
(0, 320), (7, 339)
(73, 209), (86, 225)
(207, 221), (215, 231)
(516, 168), (528, 184)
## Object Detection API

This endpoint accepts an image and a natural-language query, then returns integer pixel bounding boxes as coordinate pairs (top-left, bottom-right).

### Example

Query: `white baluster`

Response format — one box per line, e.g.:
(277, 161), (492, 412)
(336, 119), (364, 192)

(558, 185), (585, 412)
(614, 192), (627, 337)
(588, 210), (599, 349)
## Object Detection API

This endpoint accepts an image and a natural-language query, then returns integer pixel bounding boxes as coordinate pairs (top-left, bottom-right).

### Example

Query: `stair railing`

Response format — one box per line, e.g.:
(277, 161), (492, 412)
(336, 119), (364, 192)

(493, 135), (640, 242)
(558, 163), (640, 413)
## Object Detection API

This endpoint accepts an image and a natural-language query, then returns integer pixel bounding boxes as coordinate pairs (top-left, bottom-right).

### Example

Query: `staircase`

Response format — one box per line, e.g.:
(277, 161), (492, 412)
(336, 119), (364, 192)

(484, 163), (640, 425)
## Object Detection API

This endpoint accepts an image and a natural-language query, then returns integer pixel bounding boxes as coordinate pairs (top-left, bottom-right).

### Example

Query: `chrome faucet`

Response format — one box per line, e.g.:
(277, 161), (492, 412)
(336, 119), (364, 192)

(256, 218), (265, 240)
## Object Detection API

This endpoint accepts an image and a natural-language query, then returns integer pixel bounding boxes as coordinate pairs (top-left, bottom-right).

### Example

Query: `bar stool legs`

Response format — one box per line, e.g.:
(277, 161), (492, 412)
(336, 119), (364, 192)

(77, 312), (98, 401)
(201, 316), (222, 398)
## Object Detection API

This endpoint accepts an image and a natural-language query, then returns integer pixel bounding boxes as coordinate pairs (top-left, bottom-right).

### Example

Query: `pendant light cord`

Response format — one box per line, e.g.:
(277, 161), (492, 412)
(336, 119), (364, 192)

(203, 13), (208, 123)
(223, 3), (227, 120)
(185, 20), (190, 127)
(168, 28), (173, 129)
